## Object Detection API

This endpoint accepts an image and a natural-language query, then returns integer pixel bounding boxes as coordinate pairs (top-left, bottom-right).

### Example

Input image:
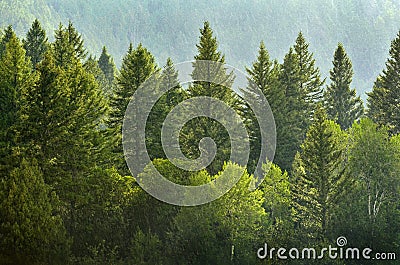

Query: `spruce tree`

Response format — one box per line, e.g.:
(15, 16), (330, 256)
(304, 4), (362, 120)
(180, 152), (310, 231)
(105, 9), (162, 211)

(98, 45), (116, 84)
(293, 31), (324, 120)
(53, 22), (87, 67)
(242, 41), (283, 174)
(324, 43), (363, 129)
(367, 30), (400, 134)
(23, 19), (48, 68)
(0, 25), (14, 56)
(0, 33), (38, 176)
(146, 58), (186, 160)
(0, 159), (69, 264)
(274, 48), (305, 172)
(291, 105), (347, 240)
(181, 21), (240, 175)
(108, 43), (157, 174)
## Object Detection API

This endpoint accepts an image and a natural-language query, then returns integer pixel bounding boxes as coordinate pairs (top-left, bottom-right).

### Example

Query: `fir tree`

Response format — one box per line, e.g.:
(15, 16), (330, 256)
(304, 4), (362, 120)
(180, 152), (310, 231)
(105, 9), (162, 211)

(23, 19), (48, 68)
(293, 31), (324, 120)
(180, 21), (241, 175)
(324, 43), (363, 129)
(98, 45), (116, 84)
(146, 58), (186, 160)
(0, 25), (14, 56)
(275, 48), (305, 172)
(0, 33), (38, 176)
(291, 105), (347, 240)
(0, 159), (69, 264)
(367, 30), (400, 134)
(53, 21), (87, 67)
(108, 43), (157, 174)
(241, 41), (282, 175)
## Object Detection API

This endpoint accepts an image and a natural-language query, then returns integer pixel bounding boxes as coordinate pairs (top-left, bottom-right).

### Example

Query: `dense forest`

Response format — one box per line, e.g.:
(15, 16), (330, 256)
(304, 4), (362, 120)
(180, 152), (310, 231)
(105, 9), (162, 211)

(0, 12), (399, 265)
(2, 0), (400, 99)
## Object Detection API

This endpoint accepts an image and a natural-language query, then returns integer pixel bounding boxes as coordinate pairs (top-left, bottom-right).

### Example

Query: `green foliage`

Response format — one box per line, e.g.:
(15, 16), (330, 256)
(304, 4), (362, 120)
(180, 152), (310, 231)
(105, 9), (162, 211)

(23, 19), (48, 68)
(182, 21), (240, 175)
(291, 106), (348, 241)
(242, 41), (283, 175)
(367, 30), (400, 134)
(98, 45), (116, 85)
(0, 32), (38, 175)
(0, 159), (69, 264)
(107, 42), (157, 175)
(324, 43), (363, 129)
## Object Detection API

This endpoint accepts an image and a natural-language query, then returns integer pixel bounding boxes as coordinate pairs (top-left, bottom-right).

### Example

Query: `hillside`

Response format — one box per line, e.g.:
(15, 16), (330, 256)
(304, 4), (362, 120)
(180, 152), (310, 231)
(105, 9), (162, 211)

(1, 0), (400, 98)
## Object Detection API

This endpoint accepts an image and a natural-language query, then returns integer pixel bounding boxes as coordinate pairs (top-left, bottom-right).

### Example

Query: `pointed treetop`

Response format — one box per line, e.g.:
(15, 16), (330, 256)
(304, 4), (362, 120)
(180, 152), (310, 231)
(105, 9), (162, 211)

(194, 21), (224, 63)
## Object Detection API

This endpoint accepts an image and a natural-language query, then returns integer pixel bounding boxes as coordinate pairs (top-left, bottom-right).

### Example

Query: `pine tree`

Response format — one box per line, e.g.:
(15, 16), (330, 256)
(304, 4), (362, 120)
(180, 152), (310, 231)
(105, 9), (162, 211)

(293, 31), (324, 120)
(324, 43), (363, 129)
(53, 21), (87, 67)
(146, 58), (186, 160)
(182, 21), (240, 175)
(0, 25), (14, 56)
(274, 48), (305, 172)
(291, 105), (347, 240)
(0, 159), (69, 264)
(108, 43), (157, 174)
(98, 45), (116, 84)
(0, 33), (38, 176)
(241, 41), (283, 175)
(23, 19), (48, 68)
(367, 30), (400, 134)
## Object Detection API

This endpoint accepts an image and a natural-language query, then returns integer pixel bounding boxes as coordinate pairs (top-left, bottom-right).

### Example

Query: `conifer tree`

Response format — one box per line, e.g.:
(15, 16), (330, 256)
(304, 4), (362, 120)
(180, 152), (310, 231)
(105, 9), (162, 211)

(98, 45), (116, 84)
(182, 21), (240, 175)
(242, 41), (283, 174)
(367, 30), (400, 134)
(293, 31), (324, 120)
(53, 21), (87, 67)
(23, 19), (48, 68)
(108, 43), (157, 174)
(146, 58), (186, 159)
(0, 33), (38, 175)
(0, 25), (14, 56)
(291, 106), (347, 240)
(324, 43), (363, 129)
(0, 159), (69, 264)
(274, 48), (305, 171)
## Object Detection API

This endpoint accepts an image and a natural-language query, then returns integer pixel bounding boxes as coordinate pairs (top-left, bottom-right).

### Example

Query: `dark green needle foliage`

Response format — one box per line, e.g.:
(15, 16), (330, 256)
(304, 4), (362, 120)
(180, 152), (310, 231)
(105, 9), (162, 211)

(324, 43), (363, 130)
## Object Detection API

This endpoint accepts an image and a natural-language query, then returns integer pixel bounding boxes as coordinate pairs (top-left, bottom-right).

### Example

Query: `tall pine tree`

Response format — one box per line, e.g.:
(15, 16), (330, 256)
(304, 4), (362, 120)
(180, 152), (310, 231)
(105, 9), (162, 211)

(0, 33), (38, 176)
(367, 30), (400, 134)
(324, 43), (363, 129)
(241, 41), (282, 174)
(108, 43), (157, 174)
(291, 105), (347, 241)
(183, 21), (240, 175)
(23, 19), (48, 68)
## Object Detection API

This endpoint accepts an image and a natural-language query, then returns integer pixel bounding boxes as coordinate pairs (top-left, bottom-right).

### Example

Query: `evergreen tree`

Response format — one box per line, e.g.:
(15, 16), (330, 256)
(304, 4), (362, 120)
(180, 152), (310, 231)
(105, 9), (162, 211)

(108, 43), (157, 174)
(0, 159), (69, 264)
(0, 33), (38, 176)
(98, 45), (116, 84)
(367, 30), (400, 134)
(291, 105), (347, 240)
(293, 31), (324, 120)
(23, 19), (48, 68)
(0, 25), (14, 56)
(52, 21), (87, 67)
(146, 58), (186, 160)
(241, 41), (283, 175)
(182, 21), (240, 175)
(324, 43), (363, 129)
(274, 48), (305, 172)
